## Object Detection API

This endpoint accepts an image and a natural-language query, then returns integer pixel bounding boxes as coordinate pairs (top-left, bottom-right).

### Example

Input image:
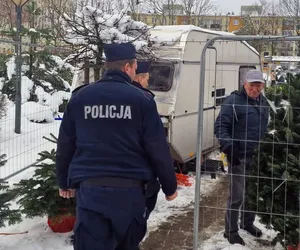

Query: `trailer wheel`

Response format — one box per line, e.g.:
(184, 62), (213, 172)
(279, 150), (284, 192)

(174, 161), (189, 175)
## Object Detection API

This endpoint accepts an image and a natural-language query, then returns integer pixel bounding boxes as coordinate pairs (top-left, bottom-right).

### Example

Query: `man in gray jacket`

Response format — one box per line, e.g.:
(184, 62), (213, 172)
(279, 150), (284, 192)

(214, 70), (269, 245)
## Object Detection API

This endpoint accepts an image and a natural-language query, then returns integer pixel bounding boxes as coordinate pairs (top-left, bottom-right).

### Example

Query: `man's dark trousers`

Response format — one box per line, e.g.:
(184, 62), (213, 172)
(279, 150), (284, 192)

(225, 158), (256, 233)
(73, 184), (148, 250)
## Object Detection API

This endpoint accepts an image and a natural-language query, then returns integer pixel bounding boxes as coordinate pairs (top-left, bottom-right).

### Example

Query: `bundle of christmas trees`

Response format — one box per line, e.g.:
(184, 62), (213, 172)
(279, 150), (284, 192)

(248, 73), (300, 249)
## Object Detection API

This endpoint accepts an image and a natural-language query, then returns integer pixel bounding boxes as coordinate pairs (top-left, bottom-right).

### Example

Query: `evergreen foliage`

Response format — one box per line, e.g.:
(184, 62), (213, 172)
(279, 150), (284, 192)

(248, 74), (300, 247)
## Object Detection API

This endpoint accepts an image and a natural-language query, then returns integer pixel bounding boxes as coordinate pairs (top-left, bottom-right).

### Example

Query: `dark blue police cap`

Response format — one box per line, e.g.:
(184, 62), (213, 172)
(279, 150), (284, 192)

(103, 42), (136, 62)
(136, 61), (151, 74)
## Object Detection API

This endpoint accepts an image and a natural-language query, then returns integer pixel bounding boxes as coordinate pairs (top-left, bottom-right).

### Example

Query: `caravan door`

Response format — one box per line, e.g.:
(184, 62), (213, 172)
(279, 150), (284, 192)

(202, 48), (217, 151)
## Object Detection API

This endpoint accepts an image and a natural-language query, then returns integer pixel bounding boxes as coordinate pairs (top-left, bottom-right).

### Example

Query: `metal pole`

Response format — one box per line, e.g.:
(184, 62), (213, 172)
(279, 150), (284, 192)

(192, 34), (300, 250)
(15, 5), (22, 134)
(192, 37), (215, 250)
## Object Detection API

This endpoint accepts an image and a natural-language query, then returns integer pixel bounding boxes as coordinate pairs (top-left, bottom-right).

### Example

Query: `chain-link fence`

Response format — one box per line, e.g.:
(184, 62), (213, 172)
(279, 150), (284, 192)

(194, 36), (300, 250)
(0, 38), (78, 180)
(1, 31), (300, 250)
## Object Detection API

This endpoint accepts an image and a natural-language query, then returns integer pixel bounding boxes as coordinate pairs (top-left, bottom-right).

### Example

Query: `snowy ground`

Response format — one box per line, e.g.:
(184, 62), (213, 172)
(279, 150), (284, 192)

(0, 103), (61, 180)
(0, 167), (219, 250)
(1, 169), (284, 250)
(200, 220), (283, 250)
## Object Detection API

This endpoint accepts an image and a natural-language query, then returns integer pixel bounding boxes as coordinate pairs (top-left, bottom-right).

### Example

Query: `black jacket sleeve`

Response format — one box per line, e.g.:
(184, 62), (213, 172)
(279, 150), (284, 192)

(214, 95), (235, 152)
(142, 99), (177, 196)
(56, 102), (77, 189)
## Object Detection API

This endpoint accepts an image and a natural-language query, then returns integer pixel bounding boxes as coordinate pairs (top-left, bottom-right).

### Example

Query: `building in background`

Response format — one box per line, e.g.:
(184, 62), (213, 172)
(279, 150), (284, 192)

(1, 2), (298, 59)
(241, 5), (263, 16)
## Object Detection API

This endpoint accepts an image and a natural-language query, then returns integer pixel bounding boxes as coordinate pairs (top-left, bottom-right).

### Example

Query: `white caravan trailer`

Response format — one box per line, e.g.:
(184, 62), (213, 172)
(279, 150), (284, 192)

(71, 25), (261, 167)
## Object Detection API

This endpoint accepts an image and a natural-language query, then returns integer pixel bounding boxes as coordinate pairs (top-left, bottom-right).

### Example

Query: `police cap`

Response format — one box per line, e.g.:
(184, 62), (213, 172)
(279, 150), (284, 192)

(104, 42), (136, 62)
(136, 61), (151, 74)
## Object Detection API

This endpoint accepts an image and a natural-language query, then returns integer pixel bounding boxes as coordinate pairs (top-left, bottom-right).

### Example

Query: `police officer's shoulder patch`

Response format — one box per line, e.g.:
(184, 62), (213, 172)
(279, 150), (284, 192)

(143, 88), (155, 98)
(71, 84), (89, 98)
(127, 83), (155, 101)
(72, 84), (89, 94)
(137, 88), (155, 101)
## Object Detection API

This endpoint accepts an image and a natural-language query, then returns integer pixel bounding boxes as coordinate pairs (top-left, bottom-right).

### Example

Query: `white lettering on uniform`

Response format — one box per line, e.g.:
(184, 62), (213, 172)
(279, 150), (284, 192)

(99, 106), (105, 118)
(123, 106), (132, 119)
(110, 105), (116, 118)
(117, 106), (124, 119)
(84, 105), (132, 120)
(91, 106), (98, 118)
(84, 106), (91, 119)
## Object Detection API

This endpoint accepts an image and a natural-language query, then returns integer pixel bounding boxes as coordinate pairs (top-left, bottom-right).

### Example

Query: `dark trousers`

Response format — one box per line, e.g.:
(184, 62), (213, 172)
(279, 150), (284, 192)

(139, 182), (159, 241)
(225, 158), (256, 233)
(146, 193), (158, 214)
(73, 184), (148, 250)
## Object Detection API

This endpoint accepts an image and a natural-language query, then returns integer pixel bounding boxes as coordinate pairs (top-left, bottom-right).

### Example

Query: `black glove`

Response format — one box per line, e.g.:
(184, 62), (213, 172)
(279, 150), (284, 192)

(223, 145), (240, 166)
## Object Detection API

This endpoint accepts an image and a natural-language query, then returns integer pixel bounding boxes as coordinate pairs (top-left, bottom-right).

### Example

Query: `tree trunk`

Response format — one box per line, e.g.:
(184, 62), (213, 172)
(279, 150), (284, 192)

(94, 46), (103, 82)
(84, 57), (90, 85)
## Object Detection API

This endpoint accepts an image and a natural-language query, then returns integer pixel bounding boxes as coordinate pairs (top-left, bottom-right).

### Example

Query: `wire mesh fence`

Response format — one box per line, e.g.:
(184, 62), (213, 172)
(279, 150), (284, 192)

(1, 32), (300, 250)
(194, 36), (300, 250)
(0, 38), (76, 180)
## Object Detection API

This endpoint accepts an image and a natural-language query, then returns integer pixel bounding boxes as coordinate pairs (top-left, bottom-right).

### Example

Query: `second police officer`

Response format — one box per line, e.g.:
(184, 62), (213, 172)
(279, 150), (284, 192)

(132, 60), (161, 222)
(55, 42), (178, 250)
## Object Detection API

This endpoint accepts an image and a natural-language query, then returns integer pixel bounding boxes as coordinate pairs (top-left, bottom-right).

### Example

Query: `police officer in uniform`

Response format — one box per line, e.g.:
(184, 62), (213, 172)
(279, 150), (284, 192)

(56, 42), (178, 250)
(132, 61), (151, 89)
(132, 60), (161, 221)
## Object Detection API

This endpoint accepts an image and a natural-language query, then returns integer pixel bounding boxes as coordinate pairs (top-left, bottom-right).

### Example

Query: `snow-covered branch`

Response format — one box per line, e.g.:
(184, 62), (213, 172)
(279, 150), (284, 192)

(61, 5), (157, 81)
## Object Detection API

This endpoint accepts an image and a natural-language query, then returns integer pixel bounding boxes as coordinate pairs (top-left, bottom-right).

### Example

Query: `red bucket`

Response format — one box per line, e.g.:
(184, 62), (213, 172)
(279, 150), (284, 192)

(47, 214), (76, 233)
(287, 244), (300, 250)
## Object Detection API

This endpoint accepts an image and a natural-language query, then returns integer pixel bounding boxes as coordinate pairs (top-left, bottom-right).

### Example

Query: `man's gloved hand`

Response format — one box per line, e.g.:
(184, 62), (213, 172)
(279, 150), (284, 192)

(223, 145), (240, 166)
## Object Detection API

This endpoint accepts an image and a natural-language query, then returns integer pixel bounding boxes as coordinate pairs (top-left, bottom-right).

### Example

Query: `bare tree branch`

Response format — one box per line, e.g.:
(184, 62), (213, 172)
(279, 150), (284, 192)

(236, 0), (281, 54)
(0, 0), (16, 31)
(180, 0), (215, 23)
(147, 0), (178, 25)
(279, 0), (300, 18)
(37, 0), (77, 45)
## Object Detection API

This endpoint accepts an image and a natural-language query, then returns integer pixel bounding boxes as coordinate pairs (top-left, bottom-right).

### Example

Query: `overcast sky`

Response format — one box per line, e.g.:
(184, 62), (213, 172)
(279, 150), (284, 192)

(215, 0), (271, 15)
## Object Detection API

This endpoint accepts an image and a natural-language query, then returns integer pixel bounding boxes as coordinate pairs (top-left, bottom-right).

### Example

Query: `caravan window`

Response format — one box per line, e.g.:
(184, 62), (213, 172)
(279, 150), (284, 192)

(212, 88), (226, 106)
(239, 66), (256, 90)
(148, 63), (175, 92)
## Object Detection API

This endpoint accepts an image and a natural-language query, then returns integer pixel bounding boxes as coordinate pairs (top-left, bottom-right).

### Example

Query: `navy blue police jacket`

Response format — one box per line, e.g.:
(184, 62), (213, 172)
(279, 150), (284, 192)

(214, 87), (269, 159)
(56, 69), (177, 196)
(131, 81), (143, 88)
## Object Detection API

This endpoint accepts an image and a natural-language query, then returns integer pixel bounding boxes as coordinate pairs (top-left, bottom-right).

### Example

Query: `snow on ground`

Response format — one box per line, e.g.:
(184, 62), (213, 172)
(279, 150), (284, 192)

(0, 104), (60, 179)
(146, 174), (221, 236)
(1, 166), (284, 250)
(200, 220), (284, 250)
(0, 166), (221, 249)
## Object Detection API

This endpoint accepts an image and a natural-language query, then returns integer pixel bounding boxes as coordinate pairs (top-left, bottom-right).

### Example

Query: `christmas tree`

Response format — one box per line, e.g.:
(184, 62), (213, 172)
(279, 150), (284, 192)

(0, 92), (21, 228)
(248, 73), (300, 248)
(0, 1), (75, 115)
(0, 154), (22, 228)
(11, 134), (76, 221)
